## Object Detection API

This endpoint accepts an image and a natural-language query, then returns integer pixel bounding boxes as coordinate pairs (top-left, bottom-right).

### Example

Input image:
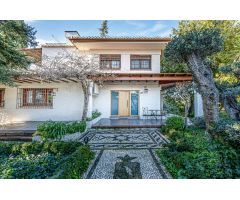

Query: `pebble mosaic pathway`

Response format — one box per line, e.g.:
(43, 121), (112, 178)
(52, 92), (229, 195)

(80, 128), (168, 149)
(80, 128), (171, 179)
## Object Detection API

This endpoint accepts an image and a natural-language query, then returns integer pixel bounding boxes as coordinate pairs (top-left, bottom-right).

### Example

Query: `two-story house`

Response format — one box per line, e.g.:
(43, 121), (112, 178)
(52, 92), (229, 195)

(0, 31), (203, 124)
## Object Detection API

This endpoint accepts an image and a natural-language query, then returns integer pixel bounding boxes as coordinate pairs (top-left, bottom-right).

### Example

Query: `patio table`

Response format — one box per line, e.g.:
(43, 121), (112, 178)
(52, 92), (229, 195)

(147, 109), (165, 121)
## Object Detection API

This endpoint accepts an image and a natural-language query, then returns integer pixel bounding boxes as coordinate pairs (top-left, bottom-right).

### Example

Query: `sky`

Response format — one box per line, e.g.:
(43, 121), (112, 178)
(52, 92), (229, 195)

(26, 20), (179, 45)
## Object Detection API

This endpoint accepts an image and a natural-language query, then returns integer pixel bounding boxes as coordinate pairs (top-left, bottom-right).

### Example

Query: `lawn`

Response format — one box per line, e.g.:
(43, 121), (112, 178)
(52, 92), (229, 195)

(0, 141), (94, 179)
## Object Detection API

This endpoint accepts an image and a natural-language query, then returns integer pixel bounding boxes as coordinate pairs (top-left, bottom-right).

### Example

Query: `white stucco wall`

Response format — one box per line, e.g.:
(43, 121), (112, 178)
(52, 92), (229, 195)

(42, 47), (161, 73)
(1, 82), (161, 122)
(91, 50), (161, 73)
(0, 83), (84, 122)
(194, 91), (204, 117)
(92, 83), (161, 118)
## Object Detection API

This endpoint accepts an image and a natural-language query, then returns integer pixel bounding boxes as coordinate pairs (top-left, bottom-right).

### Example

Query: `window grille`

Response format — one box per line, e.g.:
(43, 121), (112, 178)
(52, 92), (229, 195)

(130, 55), (151, 70)
(17, 88), (56, 109)
(0, 89), (5, 108)
(100, 54), (121, 69)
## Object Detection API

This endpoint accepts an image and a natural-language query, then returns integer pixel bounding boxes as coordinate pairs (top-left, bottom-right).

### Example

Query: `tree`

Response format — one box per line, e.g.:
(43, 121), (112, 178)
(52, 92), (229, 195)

(0, 20), (37, 85)
(99, 20), (108, 37)
(164, 28), (224, 130)
(168, 21), (240, 121)
(173, 20), (240, 67)
(24, 49), (113, 121)
(162, 82), (193, 127)
(216, 62), (240, 120)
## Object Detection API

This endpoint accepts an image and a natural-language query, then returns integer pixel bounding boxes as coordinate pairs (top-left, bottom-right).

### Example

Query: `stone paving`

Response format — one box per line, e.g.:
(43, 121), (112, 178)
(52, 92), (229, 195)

(80, 128), (168, 149)
(80, 128), (171, 179)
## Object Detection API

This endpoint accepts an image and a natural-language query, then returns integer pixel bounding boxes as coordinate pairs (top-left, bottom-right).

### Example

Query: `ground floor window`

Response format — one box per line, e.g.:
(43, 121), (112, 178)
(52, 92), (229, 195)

(0, 89), (5, 108)
(17, 88), (54, 108)
(111, 90), (139, 116)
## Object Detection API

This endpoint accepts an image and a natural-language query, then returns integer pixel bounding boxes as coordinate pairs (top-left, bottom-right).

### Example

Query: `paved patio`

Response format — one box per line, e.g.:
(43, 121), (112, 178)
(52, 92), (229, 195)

(92, 118), (164, 129)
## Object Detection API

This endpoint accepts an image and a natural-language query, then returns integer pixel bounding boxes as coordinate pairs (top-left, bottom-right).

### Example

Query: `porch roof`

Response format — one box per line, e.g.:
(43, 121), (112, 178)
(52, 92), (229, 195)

(90, 73), (192, 83)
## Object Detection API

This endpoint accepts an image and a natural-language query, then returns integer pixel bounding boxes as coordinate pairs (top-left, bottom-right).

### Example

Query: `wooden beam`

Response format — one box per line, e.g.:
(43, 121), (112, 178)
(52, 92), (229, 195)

(92, 76), (192, 81)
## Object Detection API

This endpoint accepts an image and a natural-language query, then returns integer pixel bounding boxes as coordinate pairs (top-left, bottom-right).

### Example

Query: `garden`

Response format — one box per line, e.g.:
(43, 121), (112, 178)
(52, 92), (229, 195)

(157, 115), (240, 178)
(0, 119), (97, 179)
(0, 141), (94, 179)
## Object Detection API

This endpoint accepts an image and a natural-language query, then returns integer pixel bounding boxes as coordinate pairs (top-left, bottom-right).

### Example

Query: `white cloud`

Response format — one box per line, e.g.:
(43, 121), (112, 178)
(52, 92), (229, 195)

(36, 38), (54, 45)
(158, 29), (172, 37)
(125, 20), (147, 29)
(136, 21), (167, 36)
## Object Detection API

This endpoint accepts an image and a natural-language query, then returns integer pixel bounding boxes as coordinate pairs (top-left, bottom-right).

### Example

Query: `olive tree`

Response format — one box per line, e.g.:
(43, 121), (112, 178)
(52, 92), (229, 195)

(216, 62), (240, 121)
(164, 28), (224, 129)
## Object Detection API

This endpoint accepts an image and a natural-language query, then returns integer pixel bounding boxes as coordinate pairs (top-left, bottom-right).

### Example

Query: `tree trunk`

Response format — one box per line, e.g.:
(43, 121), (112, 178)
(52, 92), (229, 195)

(222, 93), (240, 121)
(187, 53), (219, 130)
(81, 80), (90, 121)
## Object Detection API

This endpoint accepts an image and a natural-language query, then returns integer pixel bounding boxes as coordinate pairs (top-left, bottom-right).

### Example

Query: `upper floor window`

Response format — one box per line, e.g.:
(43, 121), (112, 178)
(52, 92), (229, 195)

(130, 55), (151, 70)
(0, 89), (5, 108)
(17, 88), (54, 109)
(100, 54), (121, 69)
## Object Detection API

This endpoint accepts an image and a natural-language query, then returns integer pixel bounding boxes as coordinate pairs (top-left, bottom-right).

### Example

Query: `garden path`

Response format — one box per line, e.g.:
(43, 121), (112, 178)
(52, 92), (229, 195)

(80, 128), (171, 179)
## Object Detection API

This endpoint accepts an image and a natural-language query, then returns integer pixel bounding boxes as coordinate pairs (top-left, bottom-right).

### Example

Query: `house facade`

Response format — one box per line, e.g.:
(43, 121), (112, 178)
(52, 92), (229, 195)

(0, 31), (203, 123)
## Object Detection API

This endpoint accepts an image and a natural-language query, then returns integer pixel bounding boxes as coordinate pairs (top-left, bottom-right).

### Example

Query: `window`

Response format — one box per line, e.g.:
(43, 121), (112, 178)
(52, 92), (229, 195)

(130, 55), (151, 70)
(17, 88), (54, 108)
(100, 54), (121, 69)
(0, 89), (5, 108)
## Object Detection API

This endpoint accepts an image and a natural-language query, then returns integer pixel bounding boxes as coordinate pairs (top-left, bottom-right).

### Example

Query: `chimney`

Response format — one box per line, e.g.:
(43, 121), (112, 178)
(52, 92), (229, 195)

(65, 31), (80, 38)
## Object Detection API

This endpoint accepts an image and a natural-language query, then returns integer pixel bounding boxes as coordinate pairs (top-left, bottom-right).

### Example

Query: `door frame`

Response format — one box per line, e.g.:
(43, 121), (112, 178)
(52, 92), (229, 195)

(110, 90), (140, 117)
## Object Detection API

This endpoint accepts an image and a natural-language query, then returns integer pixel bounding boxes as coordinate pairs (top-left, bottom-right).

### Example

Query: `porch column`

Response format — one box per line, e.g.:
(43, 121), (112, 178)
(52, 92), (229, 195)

(87, 81), (93, 118)
(194, 91), (204, 117)
(160, 88), (164, 111)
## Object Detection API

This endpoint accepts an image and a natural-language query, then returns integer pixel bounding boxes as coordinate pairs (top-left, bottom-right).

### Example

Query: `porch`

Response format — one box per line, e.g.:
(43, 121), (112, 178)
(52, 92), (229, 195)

(0, 121), (40, 141)
(92, 118), (164, 129)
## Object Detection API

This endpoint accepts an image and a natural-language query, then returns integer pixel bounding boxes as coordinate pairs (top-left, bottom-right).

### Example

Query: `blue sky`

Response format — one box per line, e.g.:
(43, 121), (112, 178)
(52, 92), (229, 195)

(26, 20), (179, 45)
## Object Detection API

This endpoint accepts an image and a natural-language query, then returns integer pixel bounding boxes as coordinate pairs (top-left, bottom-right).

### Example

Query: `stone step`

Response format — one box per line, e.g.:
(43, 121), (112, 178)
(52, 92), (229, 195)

(0, 131), (34, 136)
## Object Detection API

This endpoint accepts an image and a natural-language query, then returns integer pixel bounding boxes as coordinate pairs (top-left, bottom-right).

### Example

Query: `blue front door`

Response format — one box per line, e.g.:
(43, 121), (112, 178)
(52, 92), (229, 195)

(111, 90), (139, 116)
(111, 91), (119, 115)
(131, 91), (139, 116)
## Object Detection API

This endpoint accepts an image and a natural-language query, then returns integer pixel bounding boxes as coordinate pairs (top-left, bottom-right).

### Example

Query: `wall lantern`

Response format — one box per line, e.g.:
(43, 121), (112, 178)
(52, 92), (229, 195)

(143, 86), (148, 94)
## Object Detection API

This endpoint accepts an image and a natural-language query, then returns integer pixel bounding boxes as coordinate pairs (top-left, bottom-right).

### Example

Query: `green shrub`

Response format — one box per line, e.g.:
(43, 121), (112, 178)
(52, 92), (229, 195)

(0, 141), (83, 156)
(43, 141), (82, 155)
(214, 118), (240, 148)
(165, 116), (184, 131)
(0, 142), (15, 156)
(192, 117), (206, 129)
(91, 110), (101, 120)
(224, 123), (240, 146)
(157, 126), (240, 178)
(53, 145), (95, 179)
(0, 153), (61, 179)
(0, 141), (94, 179)
(36, 121), (86, 140)
(18, 142), (44, 156)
